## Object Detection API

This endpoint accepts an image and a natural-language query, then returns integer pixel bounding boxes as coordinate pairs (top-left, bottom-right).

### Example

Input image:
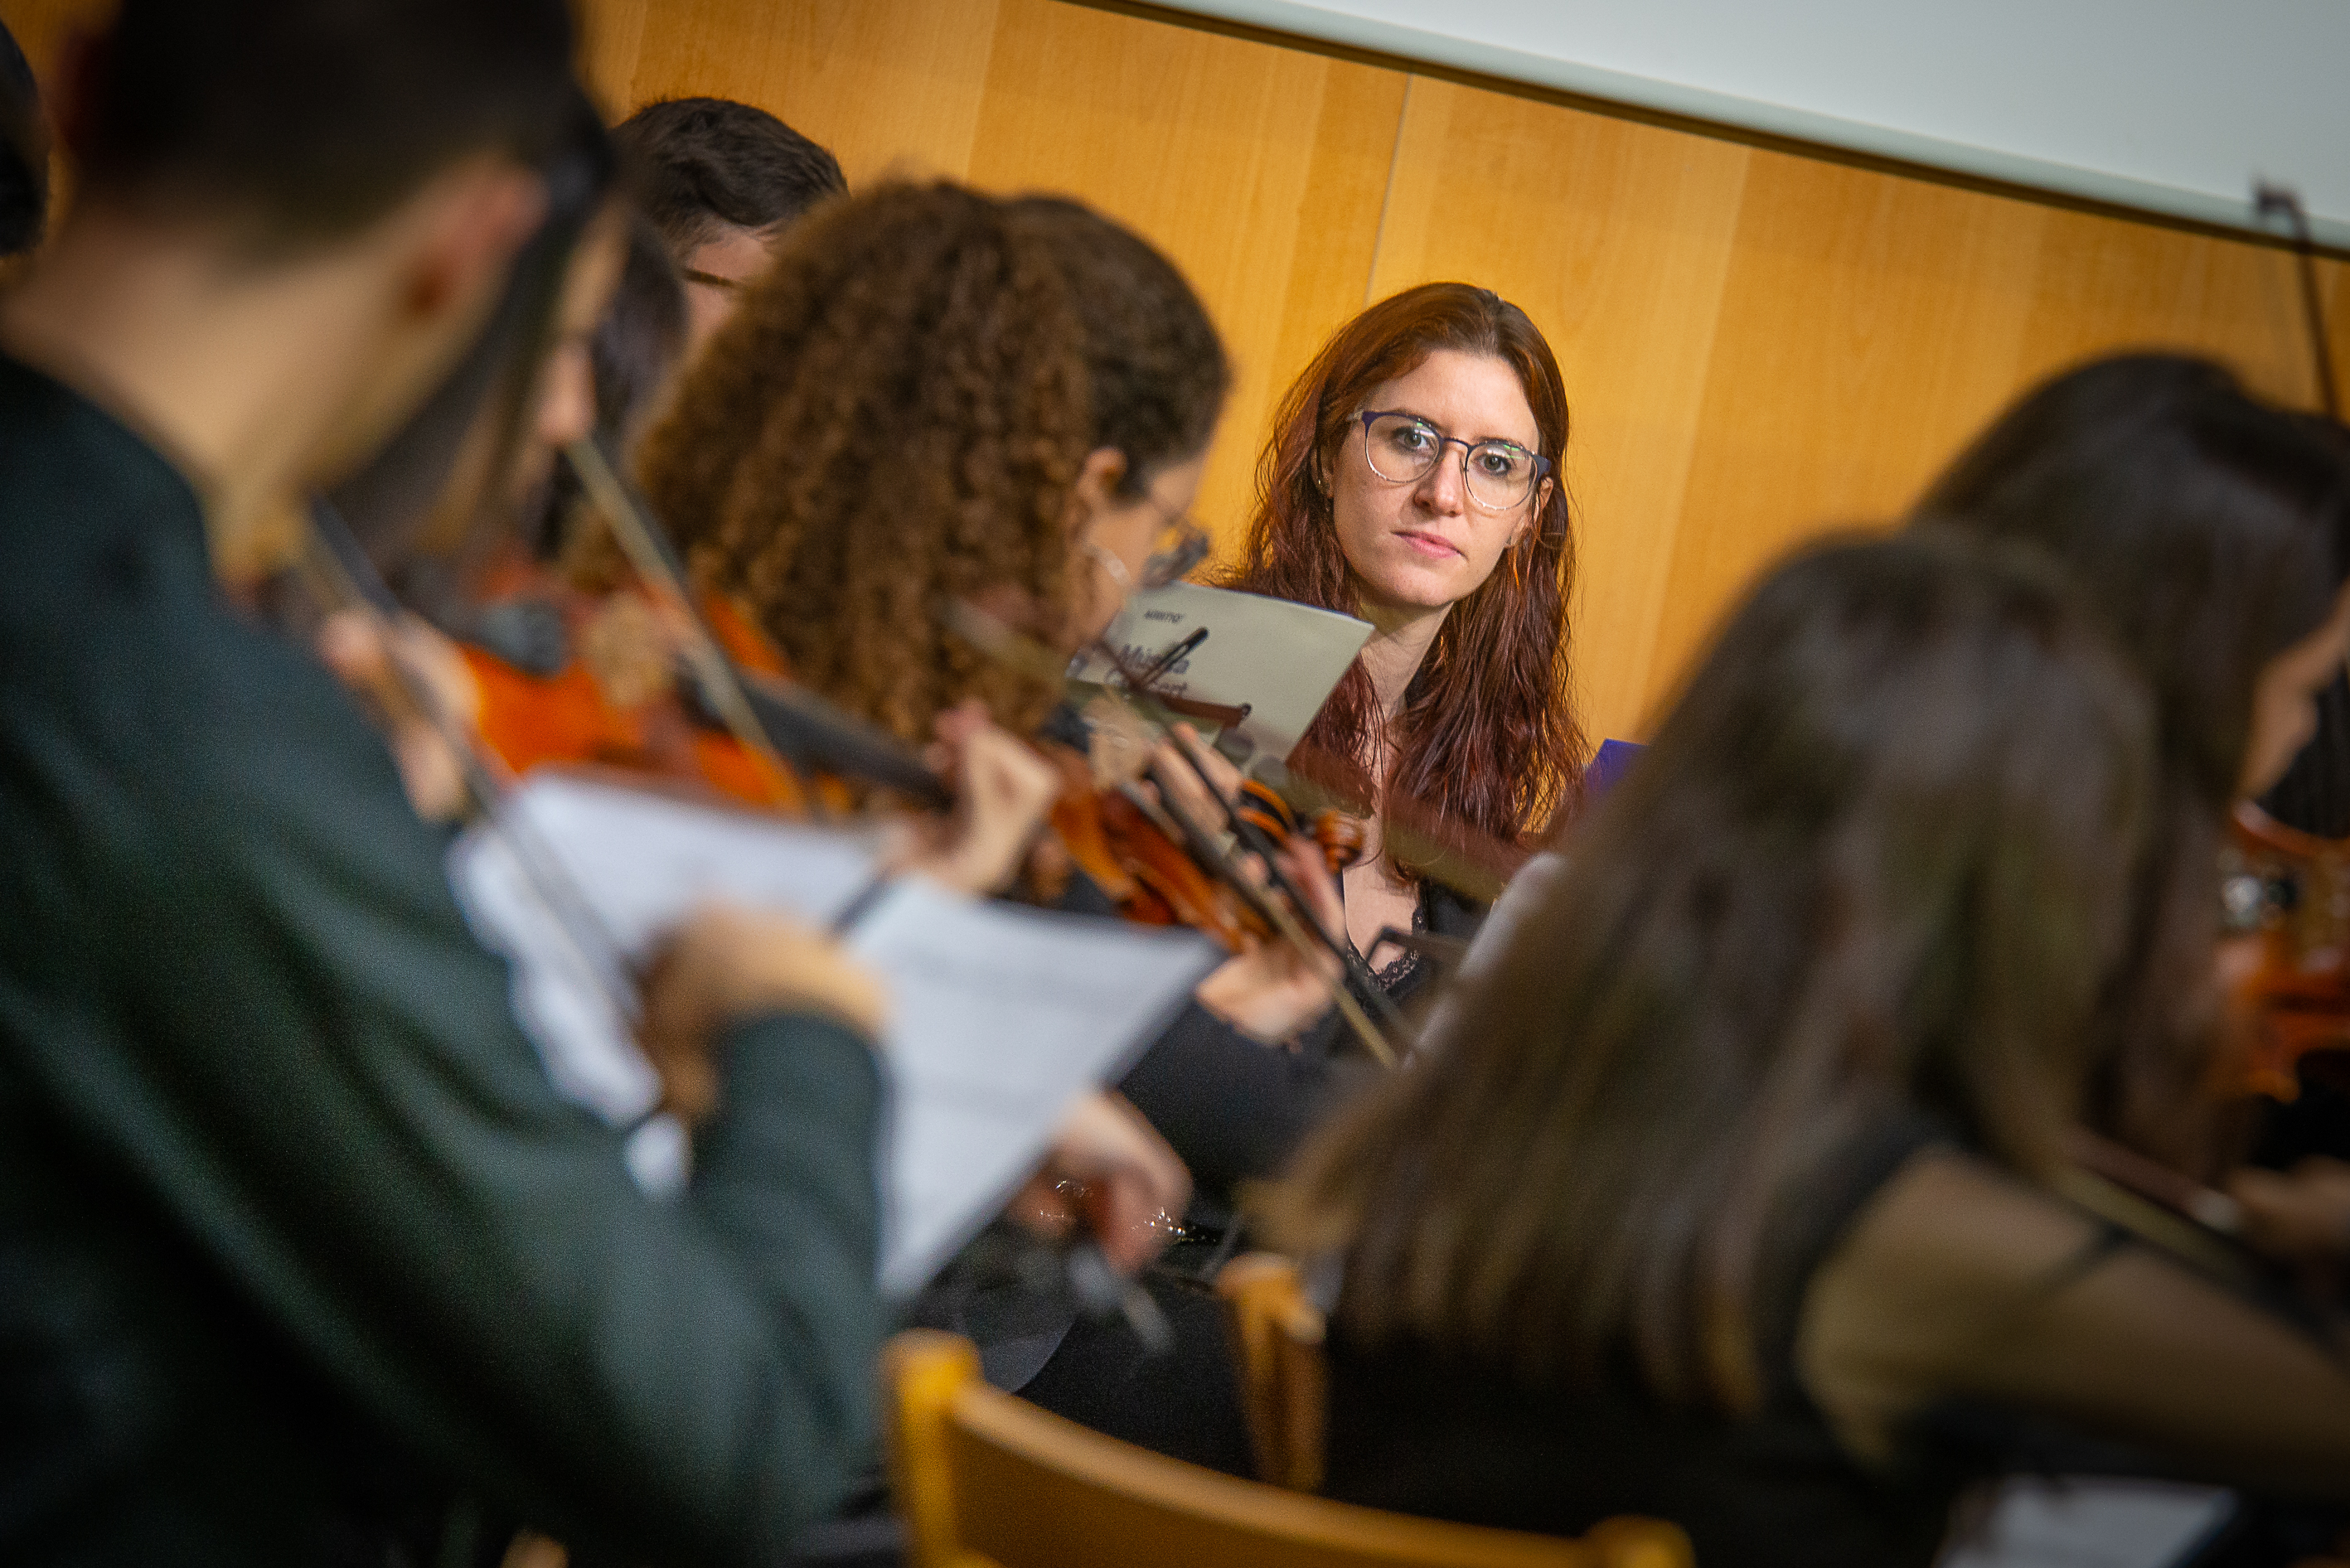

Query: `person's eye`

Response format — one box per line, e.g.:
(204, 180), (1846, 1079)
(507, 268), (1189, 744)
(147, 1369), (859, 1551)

(1478, 446), (1529, 479)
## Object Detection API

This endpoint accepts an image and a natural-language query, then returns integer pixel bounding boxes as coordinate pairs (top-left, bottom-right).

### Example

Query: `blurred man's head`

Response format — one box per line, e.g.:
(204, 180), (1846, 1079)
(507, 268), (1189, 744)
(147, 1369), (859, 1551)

(613, 97), (843, 353)
(0, 18), (47, 258)
(6, 0), (606, 539)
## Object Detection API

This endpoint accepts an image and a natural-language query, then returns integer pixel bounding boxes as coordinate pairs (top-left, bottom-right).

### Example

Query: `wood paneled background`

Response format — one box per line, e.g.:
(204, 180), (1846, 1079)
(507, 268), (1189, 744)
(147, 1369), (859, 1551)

(7, 0), (2346, 747)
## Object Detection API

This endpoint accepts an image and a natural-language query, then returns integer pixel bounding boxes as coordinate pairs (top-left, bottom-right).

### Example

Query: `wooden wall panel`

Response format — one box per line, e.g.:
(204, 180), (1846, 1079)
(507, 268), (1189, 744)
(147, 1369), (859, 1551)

(7, 0), (2348, 749)
(574, 0), (1403, 567)
(582, 0), (1001, 186)
(957, 3), (1405, 544)
(1365, 79), (1752, 752)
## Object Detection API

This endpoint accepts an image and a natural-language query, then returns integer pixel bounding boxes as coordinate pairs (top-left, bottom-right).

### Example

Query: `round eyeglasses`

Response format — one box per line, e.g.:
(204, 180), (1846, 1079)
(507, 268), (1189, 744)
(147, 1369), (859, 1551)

(1358, 410), (1552, 512)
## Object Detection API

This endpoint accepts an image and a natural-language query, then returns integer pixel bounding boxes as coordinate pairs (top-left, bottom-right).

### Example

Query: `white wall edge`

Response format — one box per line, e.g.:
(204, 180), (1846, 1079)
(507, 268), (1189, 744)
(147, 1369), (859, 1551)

(1156, 0), (2350, 250)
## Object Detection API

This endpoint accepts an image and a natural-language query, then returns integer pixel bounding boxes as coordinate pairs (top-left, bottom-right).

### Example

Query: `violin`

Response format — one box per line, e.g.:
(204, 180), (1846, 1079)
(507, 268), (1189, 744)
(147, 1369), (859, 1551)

(447, 438), (951, 818)
(2220, 799), (2350, 1101)
(952, 601), (1402, 1065)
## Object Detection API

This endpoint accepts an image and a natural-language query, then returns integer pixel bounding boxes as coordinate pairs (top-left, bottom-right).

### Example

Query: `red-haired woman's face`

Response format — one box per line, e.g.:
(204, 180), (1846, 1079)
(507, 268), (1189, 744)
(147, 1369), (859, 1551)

(1322, 348), (1543, 621)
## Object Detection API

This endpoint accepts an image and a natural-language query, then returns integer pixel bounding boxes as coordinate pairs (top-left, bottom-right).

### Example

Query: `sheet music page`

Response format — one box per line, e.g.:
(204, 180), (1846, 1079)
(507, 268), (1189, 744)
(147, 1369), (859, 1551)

(1066, 582), (1374, 761)
(448, 770), (1217, 1295)
(842, 879), (1216, 1295)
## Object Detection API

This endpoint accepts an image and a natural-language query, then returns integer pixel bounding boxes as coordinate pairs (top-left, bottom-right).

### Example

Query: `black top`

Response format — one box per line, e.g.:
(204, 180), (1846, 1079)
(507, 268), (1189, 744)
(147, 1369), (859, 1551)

(1322, 1116), (1999, 1568)
(0, 355), (886, 1566)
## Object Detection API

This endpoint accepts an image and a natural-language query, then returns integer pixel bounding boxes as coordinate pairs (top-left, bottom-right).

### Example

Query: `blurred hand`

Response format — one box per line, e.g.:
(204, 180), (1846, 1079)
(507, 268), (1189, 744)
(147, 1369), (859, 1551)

(638, 903), (887, 1125)
(316, 608), (482, 821)
(890, 701), (1061, 897)
(1005, 1091), (1191, 1275)
(2229, 1157), (2350, 1264)
(1153, 722), (1243, 824)
(1192, 831), (1346, 1045)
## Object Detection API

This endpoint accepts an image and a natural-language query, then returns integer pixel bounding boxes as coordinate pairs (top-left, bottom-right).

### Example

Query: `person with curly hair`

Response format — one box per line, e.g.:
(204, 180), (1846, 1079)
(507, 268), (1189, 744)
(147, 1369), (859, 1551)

(638, 180), (1357, 1469)
(1223, 283), (1586, 1009)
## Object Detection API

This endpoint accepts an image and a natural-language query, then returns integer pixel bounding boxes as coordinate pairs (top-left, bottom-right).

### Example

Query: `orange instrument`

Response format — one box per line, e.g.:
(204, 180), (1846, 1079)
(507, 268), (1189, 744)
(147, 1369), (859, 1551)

(2221, 799), (2350, 1101)
(459, 565), (824, 812)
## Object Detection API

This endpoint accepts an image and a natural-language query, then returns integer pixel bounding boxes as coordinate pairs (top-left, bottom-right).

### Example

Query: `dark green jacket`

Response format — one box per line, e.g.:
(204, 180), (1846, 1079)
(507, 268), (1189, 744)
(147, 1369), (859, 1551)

(0, 354), (885, 1566)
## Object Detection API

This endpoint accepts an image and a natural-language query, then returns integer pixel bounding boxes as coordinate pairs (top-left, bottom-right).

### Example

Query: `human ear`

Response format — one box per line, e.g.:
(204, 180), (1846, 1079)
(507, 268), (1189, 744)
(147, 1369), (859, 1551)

(1063, 446), (1130, 540)
(398, 159), (548, 326)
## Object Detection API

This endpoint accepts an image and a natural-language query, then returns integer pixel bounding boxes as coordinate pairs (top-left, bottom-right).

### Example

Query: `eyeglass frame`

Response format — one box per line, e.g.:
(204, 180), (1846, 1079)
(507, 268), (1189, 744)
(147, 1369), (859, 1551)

(1354, 409), (1553, 513)
(1088, 491), (1211, 593)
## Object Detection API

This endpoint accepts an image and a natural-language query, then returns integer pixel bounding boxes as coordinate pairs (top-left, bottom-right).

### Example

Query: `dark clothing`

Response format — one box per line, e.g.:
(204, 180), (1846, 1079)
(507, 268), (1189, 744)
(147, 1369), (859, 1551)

(1322, 1116), (1991, 1568)
(1018, 857), (1490, 1477)
(0, 355), (885, 1566)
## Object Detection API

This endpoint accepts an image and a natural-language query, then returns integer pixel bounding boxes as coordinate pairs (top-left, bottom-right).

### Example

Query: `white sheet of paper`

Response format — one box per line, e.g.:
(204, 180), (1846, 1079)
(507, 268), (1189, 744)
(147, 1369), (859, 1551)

(448, 771), (1217, 1296)
(842, 878), (1216, 1294)
(1938, 1478), (2233, 1568)
(1067, 583), (1374, 761)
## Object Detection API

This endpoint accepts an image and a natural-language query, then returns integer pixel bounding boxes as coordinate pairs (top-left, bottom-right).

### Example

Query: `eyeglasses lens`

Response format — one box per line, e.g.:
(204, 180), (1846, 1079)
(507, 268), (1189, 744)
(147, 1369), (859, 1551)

(1364, 414), (1534, 511)
(1141, 517), (1211, 589)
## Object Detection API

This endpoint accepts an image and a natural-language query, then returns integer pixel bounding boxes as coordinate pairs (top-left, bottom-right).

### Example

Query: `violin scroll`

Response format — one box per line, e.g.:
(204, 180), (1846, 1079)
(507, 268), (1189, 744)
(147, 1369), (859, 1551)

(2220, 800), (2350, 1100)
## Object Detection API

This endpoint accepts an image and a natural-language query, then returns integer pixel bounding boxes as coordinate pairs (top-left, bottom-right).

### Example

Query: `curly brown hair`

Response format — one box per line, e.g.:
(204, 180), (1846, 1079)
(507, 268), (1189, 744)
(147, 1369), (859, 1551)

(636, 181), (1228, 743)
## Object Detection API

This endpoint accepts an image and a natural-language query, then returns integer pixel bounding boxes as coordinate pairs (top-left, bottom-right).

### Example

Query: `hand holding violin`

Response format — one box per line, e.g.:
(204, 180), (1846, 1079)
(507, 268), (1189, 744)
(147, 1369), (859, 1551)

(885, 699), (1063, 898)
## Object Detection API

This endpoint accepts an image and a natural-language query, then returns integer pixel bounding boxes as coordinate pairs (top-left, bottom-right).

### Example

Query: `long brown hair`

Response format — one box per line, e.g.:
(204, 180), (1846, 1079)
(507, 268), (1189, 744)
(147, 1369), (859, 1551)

(1264, 531), (2159, 1411)
(1916, 353), (2350, 1169)
(636, 183), (1228, 742)
(1222, 283), (1583, 868)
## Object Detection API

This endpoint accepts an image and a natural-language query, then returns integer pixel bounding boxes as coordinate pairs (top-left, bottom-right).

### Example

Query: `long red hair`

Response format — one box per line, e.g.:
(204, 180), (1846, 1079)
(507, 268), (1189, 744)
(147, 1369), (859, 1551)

(1222, 283), (1583, 874)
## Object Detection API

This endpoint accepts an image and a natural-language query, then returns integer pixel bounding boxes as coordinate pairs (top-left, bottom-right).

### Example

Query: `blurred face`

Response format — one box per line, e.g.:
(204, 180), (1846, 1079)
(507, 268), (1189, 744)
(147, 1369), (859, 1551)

(1322, 348), (1548, 623)
(515, 207), (630, 496)
(1064, 449), (1208, 650)
(678, 222), (776, 358)
(2241, 580), (2350, 797)
(409, 208), (627, 558)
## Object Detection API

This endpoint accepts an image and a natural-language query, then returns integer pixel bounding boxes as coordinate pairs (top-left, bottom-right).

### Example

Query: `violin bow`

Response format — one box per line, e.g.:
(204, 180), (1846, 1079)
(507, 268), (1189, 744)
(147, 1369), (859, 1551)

(303, 501), (642, 1033)
(1091, 636), (1411, 1040)
(564, 437), (953, 814)
(950, 600), (1399, 1067)
(563, 437), (819, 817)
(2253, 184), (2342, 421)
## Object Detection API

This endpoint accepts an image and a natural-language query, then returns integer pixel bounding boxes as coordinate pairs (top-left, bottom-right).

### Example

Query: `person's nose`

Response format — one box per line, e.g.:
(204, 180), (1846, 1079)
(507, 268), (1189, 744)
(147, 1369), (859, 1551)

(1412, 441), (1467, 515)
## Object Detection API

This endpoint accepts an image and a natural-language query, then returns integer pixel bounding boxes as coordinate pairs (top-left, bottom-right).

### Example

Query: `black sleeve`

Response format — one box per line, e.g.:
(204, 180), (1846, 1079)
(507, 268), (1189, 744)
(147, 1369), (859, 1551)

(1117, 1001), (1364, 1203)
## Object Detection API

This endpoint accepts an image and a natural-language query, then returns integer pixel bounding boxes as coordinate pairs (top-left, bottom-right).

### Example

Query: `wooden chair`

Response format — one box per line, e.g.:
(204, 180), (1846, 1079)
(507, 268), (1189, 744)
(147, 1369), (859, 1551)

(882, 1329), (1693, 1568)
(1215, 1251), (1330, 1492)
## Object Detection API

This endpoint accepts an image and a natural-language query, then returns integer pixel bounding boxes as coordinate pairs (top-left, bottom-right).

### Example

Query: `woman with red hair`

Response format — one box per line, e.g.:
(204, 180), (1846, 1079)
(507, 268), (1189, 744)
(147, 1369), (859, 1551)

(1223, 282), (1583, 1004)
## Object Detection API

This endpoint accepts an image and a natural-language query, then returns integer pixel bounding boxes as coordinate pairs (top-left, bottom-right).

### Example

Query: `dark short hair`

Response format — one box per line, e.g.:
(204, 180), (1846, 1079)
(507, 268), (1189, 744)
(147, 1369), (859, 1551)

(0, 17), (45, 256)
(613, 98), (846, 255)
(75, 0), (581, 243)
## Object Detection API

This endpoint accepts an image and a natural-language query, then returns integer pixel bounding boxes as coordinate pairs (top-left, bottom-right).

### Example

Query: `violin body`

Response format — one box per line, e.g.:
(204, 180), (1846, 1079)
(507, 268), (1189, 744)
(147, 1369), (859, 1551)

(2222, 800), (2350, 1099)
(455, 560), (837, 815)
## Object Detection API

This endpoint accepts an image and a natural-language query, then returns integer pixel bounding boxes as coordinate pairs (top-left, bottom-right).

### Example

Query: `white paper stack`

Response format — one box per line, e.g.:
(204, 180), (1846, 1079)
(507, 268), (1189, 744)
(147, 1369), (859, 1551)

(449, 771), (1219, 1295)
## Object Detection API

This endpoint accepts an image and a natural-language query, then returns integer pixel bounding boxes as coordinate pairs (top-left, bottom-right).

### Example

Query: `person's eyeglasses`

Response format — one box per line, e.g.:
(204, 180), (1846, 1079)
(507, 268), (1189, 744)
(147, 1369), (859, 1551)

(1138, 499), (1210, 589)
(1358, 410), (1551, 513)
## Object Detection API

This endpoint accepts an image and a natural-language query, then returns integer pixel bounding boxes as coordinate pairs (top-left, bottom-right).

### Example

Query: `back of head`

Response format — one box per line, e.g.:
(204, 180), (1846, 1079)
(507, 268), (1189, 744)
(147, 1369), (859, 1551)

(1, 18), (47, 257)
(638, 181), (1225, 742)
(73, 0), (579, 244)
(614, 97), (846, 254)
(1917, 353), (2350, 805)
(1269, 530), (2155, 1410)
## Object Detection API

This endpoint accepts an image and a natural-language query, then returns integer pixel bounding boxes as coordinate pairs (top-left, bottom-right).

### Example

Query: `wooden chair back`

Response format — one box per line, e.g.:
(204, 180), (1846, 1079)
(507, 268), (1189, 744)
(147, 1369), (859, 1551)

(882, 1328), (1693, 1568)
(1215, 1251), (1330, 1491)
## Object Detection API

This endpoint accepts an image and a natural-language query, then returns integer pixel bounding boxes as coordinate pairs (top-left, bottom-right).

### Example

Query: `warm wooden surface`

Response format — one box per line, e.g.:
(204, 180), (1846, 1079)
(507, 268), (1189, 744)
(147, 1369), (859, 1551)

(7, 0), (2344, 745)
